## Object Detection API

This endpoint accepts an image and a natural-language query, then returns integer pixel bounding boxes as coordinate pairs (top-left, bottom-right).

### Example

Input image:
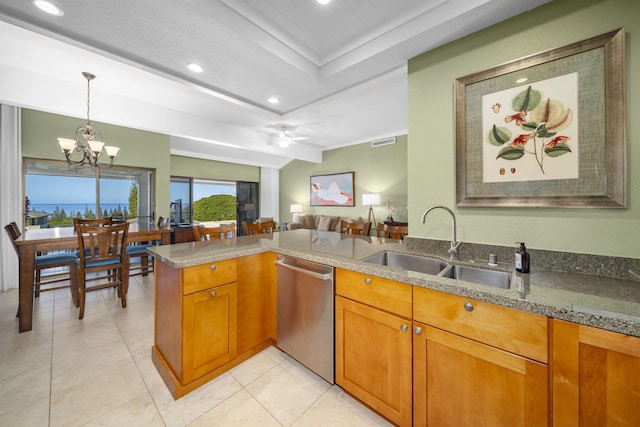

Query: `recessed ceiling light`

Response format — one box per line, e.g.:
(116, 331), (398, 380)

(317, 0), (331, 4)
(516, 77), (528, 84)
(187, 63), (204, 73)
(34, 1), (63, 16)
(267, 97), (280, 104)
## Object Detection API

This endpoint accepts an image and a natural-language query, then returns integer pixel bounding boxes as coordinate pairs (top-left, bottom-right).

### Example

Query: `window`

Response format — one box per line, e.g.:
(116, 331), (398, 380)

(24, 159), (155, 227)
(169, 177), (237, 226)
(169, 177), (191, 224)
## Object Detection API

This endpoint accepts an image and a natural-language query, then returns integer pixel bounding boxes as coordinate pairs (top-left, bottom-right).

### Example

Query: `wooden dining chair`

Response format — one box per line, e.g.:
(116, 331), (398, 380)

(340, 220), (372, 236)
(4, 221), (78, 306)
(124, 216), (167, 277)
(194, 223), (236, 240)
(73, 217), (114, 227)
(74, 217), (153, 279)
(157, 216), (169, 228)
(242, 220), (275, 235)
(124, 218), (166, 279)
(75, 221), (129, 319)
(377, 222), (409, 240)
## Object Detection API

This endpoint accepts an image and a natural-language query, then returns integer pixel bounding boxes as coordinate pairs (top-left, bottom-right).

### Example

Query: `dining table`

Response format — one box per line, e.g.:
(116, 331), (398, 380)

(11, 223), (173, 333)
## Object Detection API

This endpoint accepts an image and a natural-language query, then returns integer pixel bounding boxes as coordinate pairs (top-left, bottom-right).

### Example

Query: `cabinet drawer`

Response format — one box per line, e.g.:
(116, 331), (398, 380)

(183, 259), (237, 295)
(336, 268), (412, 318)
(414, 287), (548, 363)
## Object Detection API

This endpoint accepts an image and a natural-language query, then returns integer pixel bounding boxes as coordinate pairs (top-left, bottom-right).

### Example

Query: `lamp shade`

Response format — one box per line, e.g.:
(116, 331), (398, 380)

(362, 193), (380, 206)
(58, 138), (76, 152)
(290, 204), (303, 213)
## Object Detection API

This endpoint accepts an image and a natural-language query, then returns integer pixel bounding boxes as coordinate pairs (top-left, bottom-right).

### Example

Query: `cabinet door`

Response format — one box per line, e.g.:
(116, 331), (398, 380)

(183, 282), (237, 384)
(237, 253), (277, 353)
(413, 323), (548, 427)
(552, 319), (640, 426)
(336, 296), (412, 426)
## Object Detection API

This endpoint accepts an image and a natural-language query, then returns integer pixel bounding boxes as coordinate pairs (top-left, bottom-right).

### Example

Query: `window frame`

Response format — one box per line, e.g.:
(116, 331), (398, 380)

(23, 157), (156, 226)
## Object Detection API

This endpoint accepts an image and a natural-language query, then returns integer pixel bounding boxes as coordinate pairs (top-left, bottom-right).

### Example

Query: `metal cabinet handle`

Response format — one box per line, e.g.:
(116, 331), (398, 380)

(210, 290), (217, 297)
(414, 326), (422, 336)
(464, 302), (474, 312)
(400, 324), (409, 333)
(364, 277), (372, 285)
(210, 265), (217, 271)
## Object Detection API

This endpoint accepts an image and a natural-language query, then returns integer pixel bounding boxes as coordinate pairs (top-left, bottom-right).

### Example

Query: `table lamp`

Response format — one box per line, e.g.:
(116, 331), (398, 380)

(290, 204), (303, 222)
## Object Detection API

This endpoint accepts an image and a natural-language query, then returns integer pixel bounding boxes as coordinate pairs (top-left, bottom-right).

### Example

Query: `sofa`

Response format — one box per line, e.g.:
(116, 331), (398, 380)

(287, 214), (367, 232)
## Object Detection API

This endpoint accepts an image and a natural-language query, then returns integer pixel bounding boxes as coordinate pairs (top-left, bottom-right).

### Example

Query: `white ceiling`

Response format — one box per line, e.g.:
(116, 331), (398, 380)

(0, 0), (551, 169)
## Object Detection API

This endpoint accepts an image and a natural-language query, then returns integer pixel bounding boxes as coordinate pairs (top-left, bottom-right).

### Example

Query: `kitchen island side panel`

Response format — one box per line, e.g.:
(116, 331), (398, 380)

(155, 260), (184, 380)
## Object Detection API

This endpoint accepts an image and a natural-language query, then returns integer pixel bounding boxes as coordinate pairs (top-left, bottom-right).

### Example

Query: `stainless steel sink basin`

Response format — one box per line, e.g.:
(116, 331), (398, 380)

(439, 265), (511, 289)
(362, 251), (448, 275)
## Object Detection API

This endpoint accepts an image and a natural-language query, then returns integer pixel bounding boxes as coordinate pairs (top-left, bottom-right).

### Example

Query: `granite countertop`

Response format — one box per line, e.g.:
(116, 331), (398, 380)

(148, 229), (640, 338)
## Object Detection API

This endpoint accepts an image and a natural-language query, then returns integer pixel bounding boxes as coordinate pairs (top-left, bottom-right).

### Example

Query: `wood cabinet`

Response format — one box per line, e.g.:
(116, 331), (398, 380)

(153, 256), (276, 399)
(413, 287), (549, 426)
(151, 250), (639, 425)
(182, 281), (237, 384)
(335, 268), (413, 426)
(237, 252), (277, 354)
(551, 319), (640, 426)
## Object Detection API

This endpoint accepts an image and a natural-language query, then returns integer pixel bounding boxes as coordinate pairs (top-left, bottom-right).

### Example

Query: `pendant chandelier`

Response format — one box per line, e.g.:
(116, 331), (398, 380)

(58, 72), (119, 169)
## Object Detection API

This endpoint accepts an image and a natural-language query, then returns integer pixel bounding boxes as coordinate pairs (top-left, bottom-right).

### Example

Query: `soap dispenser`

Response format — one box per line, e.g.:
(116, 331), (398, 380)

(515, 242), (530, 273)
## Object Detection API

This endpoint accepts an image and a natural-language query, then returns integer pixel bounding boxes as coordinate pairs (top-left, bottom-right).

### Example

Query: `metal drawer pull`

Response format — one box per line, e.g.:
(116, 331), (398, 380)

(210, 265), (217, 271)
(464, 302), (474, 312)
(414, 326), (422, 336)
(210, 290), (217, 297)
(400, 324), (409, 333)
(364, 277), (372, 285)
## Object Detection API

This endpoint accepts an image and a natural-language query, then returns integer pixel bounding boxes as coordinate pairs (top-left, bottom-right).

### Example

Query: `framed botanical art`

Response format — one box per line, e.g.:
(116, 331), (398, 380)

(310, 172), (355, 206)
(455, 28), (626, 208)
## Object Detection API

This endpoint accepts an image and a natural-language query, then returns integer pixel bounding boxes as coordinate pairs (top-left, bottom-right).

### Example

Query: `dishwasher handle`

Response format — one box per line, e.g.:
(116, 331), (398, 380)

(275, 259), (333, 281)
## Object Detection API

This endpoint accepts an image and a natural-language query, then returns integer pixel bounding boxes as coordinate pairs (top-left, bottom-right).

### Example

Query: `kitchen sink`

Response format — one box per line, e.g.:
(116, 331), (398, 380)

(362, 251), (448, 275)
(438, 265), (511, 289)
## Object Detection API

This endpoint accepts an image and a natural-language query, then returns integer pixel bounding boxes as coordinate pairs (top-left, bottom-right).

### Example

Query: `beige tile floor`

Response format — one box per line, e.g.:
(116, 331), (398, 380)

(0, 273), (392, 426)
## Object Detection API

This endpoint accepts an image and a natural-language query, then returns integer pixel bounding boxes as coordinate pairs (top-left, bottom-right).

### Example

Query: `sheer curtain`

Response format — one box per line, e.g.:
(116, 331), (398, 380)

(0, 104), (22, 291)
(260, 167), (280, 225)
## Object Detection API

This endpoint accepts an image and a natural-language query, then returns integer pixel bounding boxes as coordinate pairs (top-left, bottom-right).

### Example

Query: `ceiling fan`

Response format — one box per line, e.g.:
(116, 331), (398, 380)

(271, 125), (309, 148)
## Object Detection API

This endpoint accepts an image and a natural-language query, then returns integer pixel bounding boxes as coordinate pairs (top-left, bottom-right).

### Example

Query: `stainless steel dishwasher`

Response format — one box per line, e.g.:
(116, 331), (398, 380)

(275, 255), (335, 383)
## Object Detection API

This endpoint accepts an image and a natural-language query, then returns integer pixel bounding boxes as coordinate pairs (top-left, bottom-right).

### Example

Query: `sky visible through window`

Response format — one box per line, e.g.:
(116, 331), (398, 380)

(26, 175), (133, 218)
(26, 173), (237, 220)
(26, 175), (130, 204)
(193, 181), (236, 201)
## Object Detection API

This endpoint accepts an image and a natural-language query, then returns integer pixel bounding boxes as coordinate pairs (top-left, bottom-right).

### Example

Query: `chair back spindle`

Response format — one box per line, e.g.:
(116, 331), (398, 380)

(242, 220), (275, 235)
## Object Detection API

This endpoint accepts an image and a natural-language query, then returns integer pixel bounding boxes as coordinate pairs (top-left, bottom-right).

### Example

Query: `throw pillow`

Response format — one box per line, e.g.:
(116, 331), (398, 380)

(298, 215), (312, 229)
(329, 216), (340, 231)
(317, 215), (333, 231)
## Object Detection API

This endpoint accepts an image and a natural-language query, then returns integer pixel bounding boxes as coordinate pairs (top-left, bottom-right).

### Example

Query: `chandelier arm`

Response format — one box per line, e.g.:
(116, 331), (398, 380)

(59, 72), (118, 169)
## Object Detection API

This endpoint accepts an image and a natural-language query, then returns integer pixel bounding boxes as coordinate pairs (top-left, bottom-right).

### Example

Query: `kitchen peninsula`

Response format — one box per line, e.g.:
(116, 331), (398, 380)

(149, 229), (640, 425)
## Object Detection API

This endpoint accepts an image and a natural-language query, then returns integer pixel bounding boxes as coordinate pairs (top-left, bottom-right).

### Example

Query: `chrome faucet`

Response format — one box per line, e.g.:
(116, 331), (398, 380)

(420, 205), (462, 261)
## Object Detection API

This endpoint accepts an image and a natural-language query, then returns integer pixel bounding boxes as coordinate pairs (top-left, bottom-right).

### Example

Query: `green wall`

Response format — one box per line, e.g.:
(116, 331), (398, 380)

(408, 0), (639, 258)
(21, 109), (172, 218)
(170, 155), (259, 183)
(280, 135), (408, 224)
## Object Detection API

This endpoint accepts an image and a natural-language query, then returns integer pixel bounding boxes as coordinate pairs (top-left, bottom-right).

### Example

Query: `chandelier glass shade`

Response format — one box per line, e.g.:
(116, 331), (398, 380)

(58, 72), (119, 169)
